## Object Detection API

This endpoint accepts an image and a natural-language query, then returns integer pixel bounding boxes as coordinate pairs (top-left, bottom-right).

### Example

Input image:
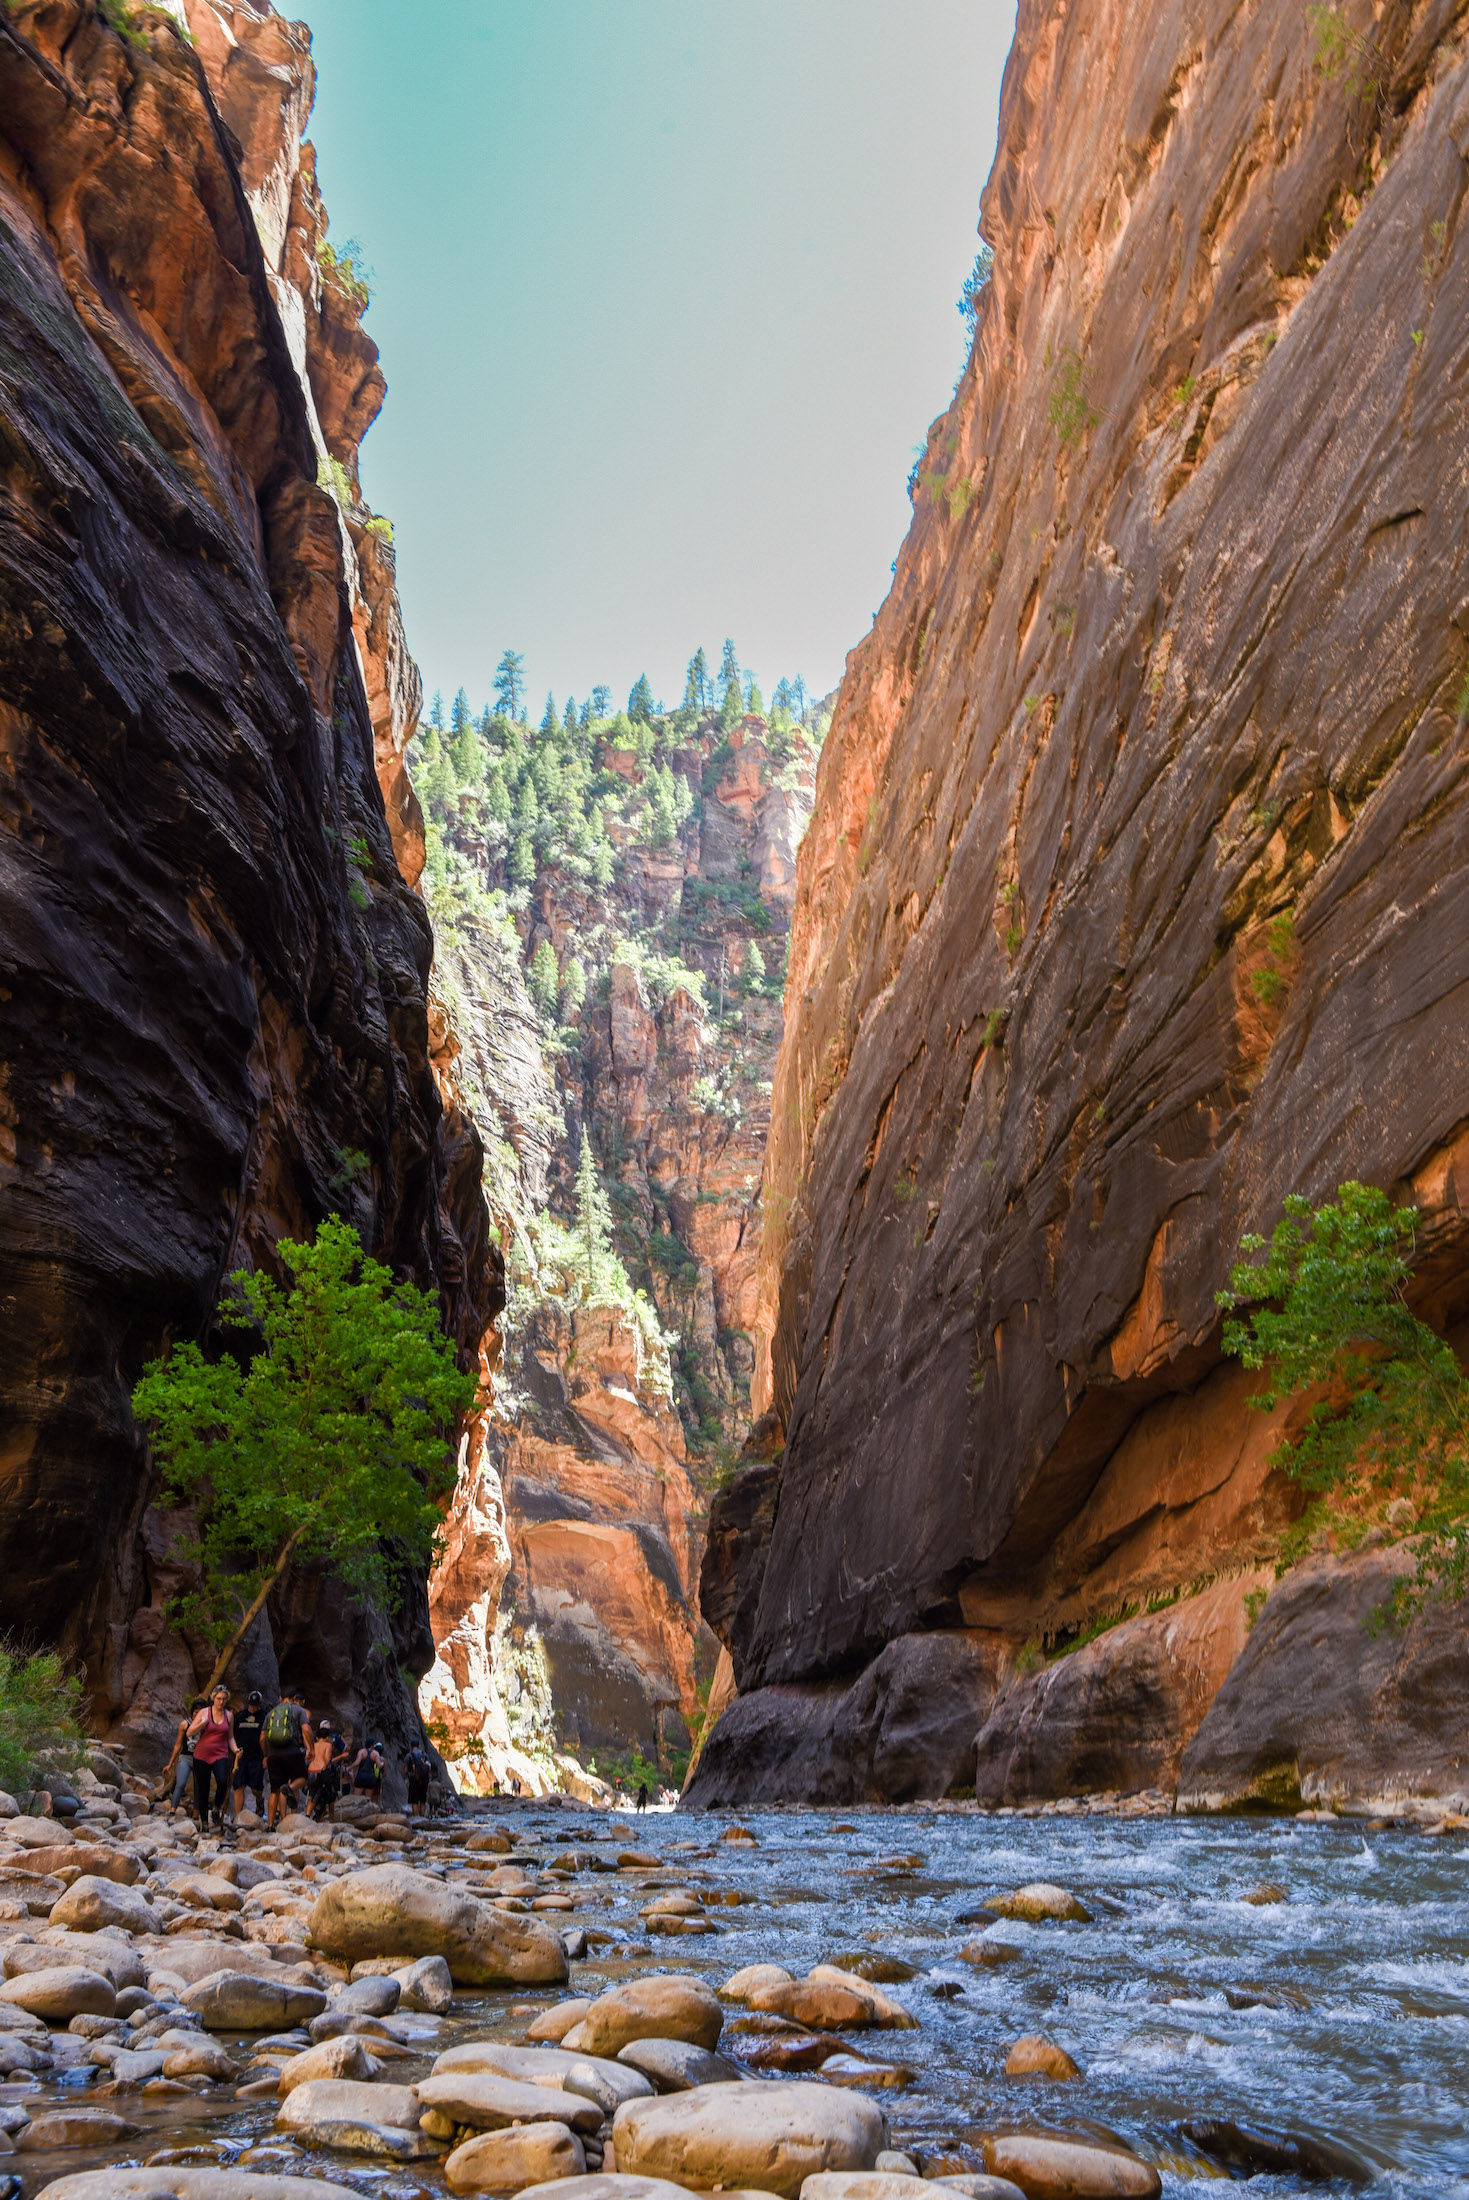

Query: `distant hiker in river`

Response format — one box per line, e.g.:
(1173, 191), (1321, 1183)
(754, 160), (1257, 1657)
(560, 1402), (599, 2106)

(306, 1721), (343, 1822)
(232, 1690), (266, 1821)
(187, 1685), (235, 1832)
(350, 1736), (385, 1799)
(160, 1697), (206, 1817)
(263, 1688), (312, 1829)
(636, 1779), (649, 1813)
(404, 1740), (433, 1817)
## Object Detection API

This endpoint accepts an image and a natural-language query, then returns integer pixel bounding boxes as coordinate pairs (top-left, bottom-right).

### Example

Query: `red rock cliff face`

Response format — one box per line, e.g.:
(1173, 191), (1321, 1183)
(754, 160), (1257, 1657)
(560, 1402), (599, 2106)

(0, 0), (494, 1766)
(691, 0), (1469, 1807)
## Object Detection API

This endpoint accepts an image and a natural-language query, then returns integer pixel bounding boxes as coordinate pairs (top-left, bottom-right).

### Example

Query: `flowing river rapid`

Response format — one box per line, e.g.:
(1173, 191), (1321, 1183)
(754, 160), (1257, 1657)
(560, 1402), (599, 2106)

(5, 1803), (1467, 2199)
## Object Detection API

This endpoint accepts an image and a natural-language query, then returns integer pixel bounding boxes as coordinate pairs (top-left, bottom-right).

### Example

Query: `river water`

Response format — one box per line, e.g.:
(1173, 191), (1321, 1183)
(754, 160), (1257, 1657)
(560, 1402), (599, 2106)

(6, 1804), (1467, 2198)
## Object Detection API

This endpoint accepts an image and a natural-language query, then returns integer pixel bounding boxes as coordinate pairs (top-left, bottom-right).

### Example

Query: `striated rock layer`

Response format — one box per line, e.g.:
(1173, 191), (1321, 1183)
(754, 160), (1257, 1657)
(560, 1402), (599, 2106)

(691, 0), (1469, 1805)
(0, 0), (494, 1772)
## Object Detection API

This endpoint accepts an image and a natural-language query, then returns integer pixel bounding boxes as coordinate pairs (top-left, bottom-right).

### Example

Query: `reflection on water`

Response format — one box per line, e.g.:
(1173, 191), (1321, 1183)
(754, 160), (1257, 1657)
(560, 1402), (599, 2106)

(6, 1806), (1468, 2198)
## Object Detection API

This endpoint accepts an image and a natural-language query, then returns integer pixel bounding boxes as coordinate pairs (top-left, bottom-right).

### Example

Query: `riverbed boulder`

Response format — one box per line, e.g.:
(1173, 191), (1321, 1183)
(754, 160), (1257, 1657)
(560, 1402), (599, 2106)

(0, 1966), (115, 2021)
(48, 1876), (159, 1935)
(432, 2039), (654, 2114)
(576, 1974), (724, 2055)
(16, 2107), (134, 2150)
(723, 1963), (794, 2000)
(445, 2122), (586, 2193)
(612, 2078), (886, 2198)
(981, 2134), (1161, 2198)
(37, 2175), (356, 2200)
(277, 2077), (421, 2130)
(278, 2033), (377, 2093)
(309, 1865), (568, 1985)
(416, 2071), (603, 2134)
(527, 1996), (593, 2040)
(619, 2038), (745, 2090)
(987, 1886), (1091, 1924)
(1004, 2035), (1081, 2079)
(6, 1935), (145, 1989)
(183, 1970), (327, 2030)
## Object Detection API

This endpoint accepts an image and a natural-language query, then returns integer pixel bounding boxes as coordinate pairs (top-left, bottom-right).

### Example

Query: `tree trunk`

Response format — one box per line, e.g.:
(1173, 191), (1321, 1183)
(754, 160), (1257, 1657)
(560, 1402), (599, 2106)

(202, 1524), (305, 1697)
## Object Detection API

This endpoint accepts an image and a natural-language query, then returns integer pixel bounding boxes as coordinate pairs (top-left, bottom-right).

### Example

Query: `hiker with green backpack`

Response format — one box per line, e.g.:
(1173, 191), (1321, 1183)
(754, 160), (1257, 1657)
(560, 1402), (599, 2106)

(262, 1687), (313, 1829)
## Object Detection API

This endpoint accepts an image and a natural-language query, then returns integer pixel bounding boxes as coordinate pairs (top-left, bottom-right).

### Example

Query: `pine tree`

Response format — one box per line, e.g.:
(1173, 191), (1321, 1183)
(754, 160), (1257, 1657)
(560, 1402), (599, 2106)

(744, 673), (764, 716)
(560, 954), (587, 1019)
(516, 775), (540, 835)
(427, 690), (446, 733)
(484, 766), (511, 824)
(590, 685), (612, 718)
(579, 699), (593, 735)
(719, 639), (740, 690)
(494, 650), (527, 720)
(572, 1137), (616, 1300)
(591, 834), (615, 889)
(450, 717), (482, 786)
(564, 696), (576, 733)
(540, 691), (561, 738)
(745, 939), (766, 990)
(684, 648), (709, 710)
(508, 832), (536, 888)
(420, 726), (458, 818)
(628, 673), (655, 724)
(719, 675), (743, 731)
(791, 674), (808, 719)
(451, 687), (472, 738)
(527, 937), (559, 1016)
(772, 678), (793, 721)
(649, 763), (678, 847)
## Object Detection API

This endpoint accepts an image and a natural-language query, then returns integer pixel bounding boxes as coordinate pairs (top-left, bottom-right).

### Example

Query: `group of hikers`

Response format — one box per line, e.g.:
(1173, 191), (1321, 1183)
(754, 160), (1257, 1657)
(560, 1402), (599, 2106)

(160, 1683), (437, 1831)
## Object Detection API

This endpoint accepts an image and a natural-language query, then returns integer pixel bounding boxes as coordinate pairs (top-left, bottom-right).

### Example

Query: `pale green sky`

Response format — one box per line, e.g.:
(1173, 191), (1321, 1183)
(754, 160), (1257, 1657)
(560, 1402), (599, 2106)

(294, 0), (1015, 717)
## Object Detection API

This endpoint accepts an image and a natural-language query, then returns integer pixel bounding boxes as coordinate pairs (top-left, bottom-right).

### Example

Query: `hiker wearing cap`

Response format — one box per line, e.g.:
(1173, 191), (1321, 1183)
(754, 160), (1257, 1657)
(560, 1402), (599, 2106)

(262, 1687), (312, 1829)
(232, 1690), (267, 1819)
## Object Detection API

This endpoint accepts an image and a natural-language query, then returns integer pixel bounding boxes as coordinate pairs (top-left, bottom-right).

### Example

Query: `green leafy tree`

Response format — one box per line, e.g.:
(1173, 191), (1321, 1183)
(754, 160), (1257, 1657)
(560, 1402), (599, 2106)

(527, 936), (560, 1017)
(744, 673), (764, 716)
(450, 718), (482, 787)
(590, 685), (612, 718)
(515, 775), (540, 837)
(419, 727), (459, 819)
(426, 690), (446, 733)
(484, 766), (511, 825)
(591, 834), (615, 889)
(564, 696), (577, 734)
(494, 650), (527, 720)
(1220, 1182), (1469, 1614)
(685, 648), (709, 709)
(572, 1138), (617, 1297)
(132, 1218), (477, 1694)
(0, 1646), (86, 1797)
(959, 242), (995, 335)
(648, 763), (678, 847)
(540, 692), (561, 738)
(508, 832), (537, 888)
(450, 687), (472, 739)
(744, 939), (766, 990)
(628, 673), (655, 724)
(719, 638), (740, 690)
(560, 954), (587, 1020)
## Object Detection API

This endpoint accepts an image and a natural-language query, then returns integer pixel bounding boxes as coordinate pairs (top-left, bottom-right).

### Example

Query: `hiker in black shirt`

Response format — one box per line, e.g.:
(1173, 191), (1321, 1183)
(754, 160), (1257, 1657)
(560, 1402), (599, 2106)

(232, 1691), (266, 1820)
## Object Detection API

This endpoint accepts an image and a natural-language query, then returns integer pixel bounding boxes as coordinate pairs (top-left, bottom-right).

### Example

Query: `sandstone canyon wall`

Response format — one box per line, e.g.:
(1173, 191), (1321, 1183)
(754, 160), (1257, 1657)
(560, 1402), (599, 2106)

(416, 708), (818, 1792)
(0, 0), (494, 1777)
(690, 0), (1469, 1812)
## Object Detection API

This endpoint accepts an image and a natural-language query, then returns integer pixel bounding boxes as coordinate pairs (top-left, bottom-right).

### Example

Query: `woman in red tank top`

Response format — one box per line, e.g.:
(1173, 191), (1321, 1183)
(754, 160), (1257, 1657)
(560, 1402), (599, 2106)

(188, 1687), (236, 1829)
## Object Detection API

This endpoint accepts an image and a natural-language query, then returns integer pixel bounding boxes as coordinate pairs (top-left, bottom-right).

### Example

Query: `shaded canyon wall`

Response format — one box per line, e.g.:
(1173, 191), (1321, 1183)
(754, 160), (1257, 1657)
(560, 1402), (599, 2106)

(0, 0), (494, 1774)
(690, 0), (1469, 1811)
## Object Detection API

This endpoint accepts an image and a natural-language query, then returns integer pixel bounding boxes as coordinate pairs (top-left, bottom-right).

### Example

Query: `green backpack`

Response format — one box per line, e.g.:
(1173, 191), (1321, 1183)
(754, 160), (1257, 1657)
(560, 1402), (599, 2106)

(263, 1701), (302, 1749)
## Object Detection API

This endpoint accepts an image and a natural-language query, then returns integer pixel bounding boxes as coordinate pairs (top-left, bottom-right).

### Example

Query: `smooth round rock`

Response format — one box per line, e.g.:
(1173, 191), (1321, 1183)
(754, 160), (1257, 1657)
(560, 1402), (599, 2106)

(278, 2032), (376, 2093)
(417, 2070), (604, 2133)
(579, 1974), (723, 2056)
(987, 1885), (1092, 1924)
(512, 2181), (694, 2200)
(982, 2134), (1161, 2198)
(619, 2037), (745, 2091)
(17, 2108), (133, 2150)
(1005, 2035), (1081, 2079)
(291, 2118), (441, 2159)
(310, 1864), (567, 1986)
(48, 1876), (158, 1935)
(613, 2077), (886, 2199)
(35, 2175), (352, 2200)
(527, 1996), (593, 2041)
(10, 1934), (146, 1989)
(722, 1963), (794, 2001)
(184, 1971), (326, 2031)
(801, 2177), (934, 2200)
(446, 2120), (586, 2192)
(0, 1967), (115, 2022)
(334, 1974), (400, 2017)
(277, 2076), (421, 2130)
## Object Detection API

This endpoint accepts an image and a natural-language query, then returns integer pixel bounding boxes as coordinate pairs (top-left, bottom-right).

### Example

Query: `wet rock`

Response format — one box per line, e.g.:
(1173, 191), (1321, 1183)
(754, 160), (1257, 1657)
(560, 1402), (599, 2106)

(875, 2152), (919, 2175)
(183, 1971), (326, 2031)
(309, 1865), (568, 1985)
(618, 2038), (745, 2090)
(612, 2077), (886, 2199)
(960, 1939), (1019, 1969)
(16, 2107), (134, 2150)
(431, 2040), (653, 2113)
(981, 2134), (1160, 2198)
(528, 1998), (593, 2042)
(1241, 1885), (1287, 1906)
(829, 1954), (918, 1984)
(819, 2055), (913, 2089)
(1177, 2117), (1373, 2184)
(988, 1886), (1091, 1924)
(278, 2033), (376, 2092)
(577, 1974), (723, 2055)
(1004, 2036), (1080, 2079)
(510, 2180), (694, 2200)
(397, 1954), (455, 2011)
(292, 2118), (442, 2160)
(723, 1962), (795, 2000)
(800, 2179), (933, 2200)
(0, 1968), (115, 2022)
(277, 2076), (421, 2130)
(446, 2121), (587, 2192)
(417, 2071), (603, 2134)
(106, 2046), (169, 2087)
(162, 2039), (237, 2081)
(16, 1846), (139, 1887)
(928, 2181), (1029, 2200)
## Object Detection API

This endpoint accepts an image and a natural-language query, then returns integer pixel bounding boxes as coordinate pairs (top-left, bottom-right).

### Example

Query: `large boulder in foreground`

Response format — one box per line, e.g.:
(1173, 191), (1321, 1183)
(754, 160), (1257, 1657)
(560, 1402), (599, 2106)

(308, 1864), (569, 1985)
(1179, 1551), (1469, 1813)
(36, 2170), (368, 2199)
(612, 2078), (885, 2199)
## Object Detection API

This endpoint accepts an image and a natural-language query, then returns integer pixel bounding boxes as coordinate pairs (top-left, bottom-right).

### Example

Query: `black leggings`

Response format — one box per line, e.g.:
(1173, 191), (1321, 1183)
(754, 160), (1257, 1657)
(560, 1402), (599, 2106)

(193, 1756), (230, 1821)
